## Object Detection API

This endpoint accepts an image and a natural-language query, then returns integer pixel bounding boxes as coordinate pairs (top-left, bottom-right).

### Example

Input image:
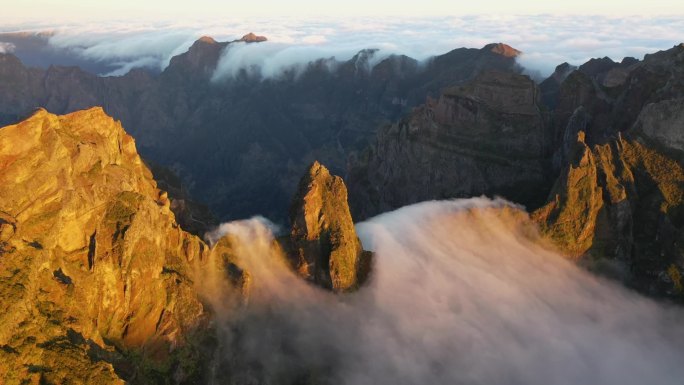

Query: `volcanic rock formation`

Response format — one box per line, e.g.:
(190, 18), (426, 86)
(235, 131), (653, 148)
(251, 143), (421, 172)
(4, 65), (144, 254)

(532, 43), (684, 296)
(347, 70), (551, 220)
(349, 43), (684, 299)
(0, 108), (248, 384)
(284, 161), (371, 292)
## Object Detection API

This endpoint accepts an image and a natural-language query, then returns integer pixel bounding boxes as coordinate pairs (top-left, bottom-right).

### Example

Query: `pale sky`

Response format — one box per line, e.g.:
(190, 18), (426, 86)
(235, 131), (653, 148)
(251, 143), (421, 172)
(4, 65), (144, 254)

(2, 0), (683, 21)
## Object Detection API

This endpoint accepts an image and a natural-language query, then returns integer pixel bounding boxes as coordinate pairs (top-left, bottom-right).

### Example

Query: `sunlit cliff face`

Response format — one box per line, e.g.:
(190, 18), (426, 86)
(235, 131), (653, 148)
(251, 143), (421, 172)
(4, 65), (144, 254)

(202, 198), (684, 385)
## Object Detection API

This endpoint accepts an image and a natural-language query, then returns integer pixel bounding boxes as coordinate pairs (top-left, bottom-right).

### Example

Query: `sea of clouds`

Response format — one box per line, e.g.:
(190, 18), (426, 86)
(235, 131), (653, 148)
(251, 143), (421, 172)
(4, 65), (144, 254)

(0, 15), (682, 78)
(202, 198), (684, 385)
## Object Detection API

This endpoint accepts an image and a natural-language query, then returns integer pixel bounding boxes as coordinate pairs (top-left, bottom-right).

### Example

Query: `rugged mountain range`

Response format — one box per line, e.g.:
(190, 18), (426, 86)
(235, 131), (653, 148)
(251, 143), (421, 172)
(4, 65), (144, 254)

(0, 34), (684, 296)
(1, 35), (683, 302)
(535, 44), (684, 296)
(2, 29), (684, 384)
(0, 35), (522, 222)
(349, 43), (684, 298)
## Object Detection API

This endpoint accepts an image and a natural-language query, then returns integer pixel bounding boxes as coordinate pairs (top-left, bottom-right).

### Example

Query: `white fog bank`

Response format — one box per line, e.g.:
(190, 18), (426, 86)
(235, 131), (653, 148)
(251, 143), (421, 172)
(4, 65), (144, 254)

(203, 198), (684, 385)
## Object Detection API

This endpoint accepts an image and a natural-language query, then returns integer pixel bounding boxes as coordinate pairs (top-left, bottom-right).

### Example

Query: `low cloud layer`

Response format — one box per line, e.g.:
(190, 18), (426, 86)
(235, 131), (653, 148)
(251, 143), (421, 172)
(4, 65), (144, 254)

(204, 198), (684, 384)
(1, 15), (682, 78)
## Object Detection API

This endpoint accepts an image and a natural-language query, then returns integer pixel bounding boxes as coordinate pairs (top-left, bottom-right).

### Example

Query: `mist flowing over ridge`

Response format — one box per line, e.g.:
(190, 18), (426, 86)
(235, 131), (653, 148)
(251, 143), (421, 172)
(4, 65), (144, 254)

(1, 15), (682, 77)
(202, 198), (684, 384)
(1, 3), (684, 384)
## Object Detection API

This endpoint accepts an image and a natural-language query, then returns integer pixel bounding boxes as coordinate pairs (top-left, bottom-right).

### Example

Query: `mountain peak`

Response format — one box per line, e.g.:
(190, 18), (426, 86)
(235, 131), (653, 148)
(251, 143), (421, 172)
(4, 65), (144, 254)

(167, 36), (227, 75)
(196, 35), (218, 45)
(188, 35), (222, 51)
(578, 56), (617, 76)
(552, 62), (577, 81)
(0, 107), (220, 380)
(239, 32), (267, 43)
(483, 43), (521, 58)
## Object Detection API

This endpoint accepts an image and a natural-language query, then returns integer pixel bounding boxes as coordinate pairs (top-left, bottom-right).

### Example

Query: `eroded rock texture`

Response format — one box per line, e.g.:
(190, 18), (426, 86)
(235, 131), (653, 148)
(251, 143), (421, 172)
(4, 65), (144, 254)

(286, 161), (371, 292)
(0, 108), (246, 384)
(348, 71), (551, 219)
(533, 44), (684, 297)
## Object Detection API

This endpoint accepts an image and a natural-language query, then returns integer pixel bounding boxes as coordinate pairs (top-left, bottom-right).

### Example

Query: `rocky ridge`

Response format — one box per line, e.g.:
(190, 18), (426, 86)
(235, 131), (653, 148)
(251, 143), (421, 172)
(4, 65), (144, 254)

(0, 108), (367, 383)
(0, 108), (246, 383)
(348, 70), (551, 219)
(348, 43), (684, 299)
(532, 43), (684, 296)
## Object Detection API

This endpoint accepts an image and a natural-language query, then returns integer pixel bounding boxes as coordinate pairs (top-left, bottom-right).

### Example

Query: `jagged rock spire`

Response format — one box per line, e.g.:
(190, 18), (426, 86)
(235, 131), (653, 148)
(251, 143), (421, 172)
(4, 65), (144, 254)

(287, 161), (370, 292)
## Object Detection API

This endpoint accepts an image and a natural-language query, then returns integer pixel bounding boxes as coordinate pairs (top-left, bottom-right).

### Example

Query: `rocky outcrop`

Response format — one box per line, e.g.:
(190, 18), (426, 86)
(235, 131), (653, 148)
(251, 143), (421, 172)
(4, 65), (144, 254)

(532, 44), (684, 297)
(483, 43), (521, 58)
(0, 108), (247, 384)
(238, 33), (267, 43)
(348, 71), (551, 220)
(285, 162), (371, 292)
(532, 131), (608, 258)
(534, 131), (684, 296)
